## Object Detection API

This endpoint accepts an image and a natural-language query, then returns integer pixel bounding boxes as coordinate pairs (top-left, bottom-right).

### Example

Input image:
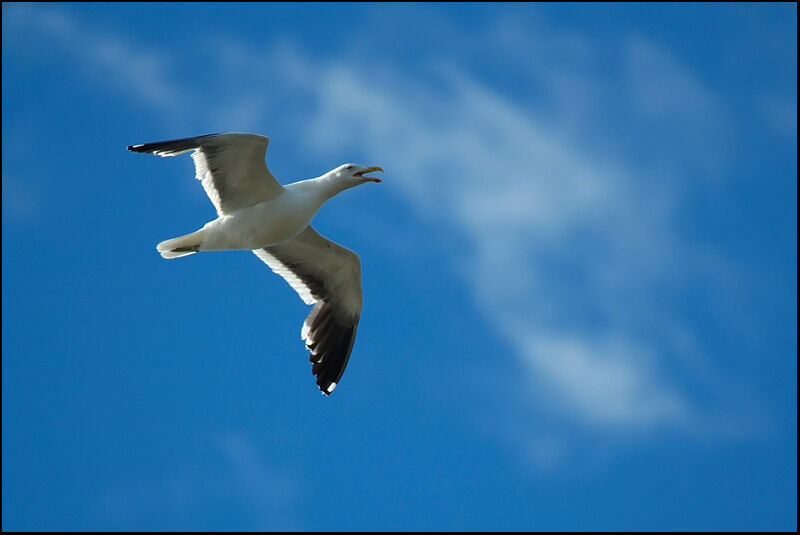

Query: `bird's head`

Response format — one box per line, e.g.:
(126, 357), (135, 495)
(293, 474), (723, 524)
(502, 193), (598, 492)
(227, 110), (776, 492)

(334, 163), (384, 185)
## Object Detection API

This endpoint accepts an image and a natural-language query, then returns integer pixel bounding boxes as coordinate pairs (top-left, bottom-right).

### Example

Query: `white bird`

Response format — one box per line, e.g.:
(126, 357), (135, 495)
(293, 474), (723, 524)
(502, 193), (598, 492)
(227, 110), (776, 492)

(128, 132), (383, 395)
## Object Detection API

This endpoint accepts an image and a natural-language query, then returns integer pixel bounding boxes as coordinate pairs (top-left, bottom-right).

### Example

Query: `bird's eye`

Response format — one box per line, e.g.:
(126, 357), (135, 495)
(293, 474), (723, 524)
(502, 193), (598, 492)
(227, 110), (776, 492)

(346, 165), (354, 170)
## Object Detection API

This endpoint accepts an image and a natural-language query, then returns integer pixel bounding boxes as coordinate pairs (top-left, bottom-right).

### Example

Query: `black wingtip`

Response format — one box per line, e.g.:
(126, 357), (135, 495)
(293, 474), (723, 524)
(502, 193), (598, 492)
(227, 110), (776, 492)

(317, 380), (336, 396)
(126, 133), (224, 155)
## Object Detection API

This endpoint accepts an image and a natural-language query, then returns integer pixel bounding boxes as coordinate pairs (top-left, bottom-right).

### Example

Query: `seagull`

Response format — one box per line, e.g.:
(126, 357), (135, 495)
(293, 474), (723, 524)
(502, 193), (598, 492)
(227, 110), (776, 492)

(127, 132), (383, 395)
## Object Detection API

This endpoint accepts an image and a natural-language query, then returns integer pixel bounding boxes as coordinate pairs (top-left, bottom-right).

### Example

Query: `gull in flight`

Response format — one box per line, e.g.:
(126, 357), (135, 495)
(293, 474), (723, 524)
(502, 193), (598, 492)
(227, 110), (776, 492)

(128, 132), (383, 395)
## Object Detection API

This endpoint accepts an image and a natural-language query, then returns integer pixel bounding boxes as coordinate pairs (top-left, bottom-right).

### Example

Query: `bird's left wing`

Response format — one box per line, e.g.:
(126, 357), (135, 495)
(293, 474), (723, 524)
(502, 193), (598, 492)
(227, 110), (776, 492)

(128, 132), (284, 214)
(253, 226), (363, 395)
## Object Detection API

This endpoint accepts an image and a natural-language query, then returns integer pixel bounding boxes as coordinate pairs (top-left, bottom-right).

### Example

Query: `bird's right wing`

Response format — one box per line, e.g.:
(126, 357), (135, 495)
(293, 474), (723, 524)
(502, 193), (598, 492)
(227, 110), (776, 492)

(128, 132), (284, 214)
(253, 226), (363, 395)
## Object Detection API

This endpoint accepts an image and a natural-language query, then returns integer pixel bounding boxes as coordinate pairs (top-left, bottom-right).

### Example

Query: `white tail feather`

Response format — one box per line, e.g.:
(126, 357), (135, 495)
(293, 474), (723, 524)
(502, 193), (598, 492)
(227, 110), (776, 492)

(157, 229), (205, 259)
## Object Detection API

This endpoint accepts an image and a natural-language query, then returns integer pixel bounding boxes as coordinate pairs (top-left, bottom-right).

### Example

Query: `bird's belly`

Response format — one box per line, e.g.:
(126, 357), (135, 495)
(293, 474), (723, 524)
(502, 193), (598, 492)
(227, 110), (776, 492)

(201, 199), (315, 251)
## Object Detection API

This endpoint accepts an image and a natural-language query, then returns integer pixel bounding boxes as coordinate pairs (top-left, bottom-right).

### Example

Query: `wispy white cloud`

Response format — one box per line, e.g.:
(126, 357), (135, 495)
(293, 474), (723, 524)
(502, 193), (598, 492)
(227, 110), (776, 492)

(217, 432), (301, 531)
(625, 37), (717, 120)
(520, 332), (687, 427)
(1, 175), (43, 224)
(98, 432), (300, 530)
(759, 93), (798, 137)
(4, 5), (188, 120)
(623, 37), (732, 177)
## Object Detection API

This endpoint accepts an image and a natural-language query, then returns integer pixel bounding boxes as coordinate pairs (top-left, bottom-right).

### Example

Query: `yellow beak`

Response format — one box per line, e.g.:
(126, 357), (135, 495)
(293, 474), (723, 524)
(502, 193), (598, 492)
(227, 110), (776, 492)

(354, 166), (384, 182)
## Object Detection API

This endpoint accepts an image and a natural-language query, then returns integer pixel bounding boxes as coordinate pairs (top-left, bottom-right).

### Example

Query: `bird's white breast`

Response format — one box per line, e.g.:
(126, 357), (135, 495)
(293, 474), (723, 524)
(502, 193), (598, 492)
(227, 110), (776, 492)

(200, 189), (323, 251)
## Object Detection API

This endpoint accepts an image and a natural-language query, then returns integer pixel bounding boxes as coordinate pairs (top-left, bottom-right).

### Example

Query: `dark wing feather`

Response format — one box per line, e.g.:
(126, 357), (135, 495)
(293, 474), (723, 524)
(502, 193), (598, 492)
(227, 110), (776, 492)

(253, 226), (363, 395)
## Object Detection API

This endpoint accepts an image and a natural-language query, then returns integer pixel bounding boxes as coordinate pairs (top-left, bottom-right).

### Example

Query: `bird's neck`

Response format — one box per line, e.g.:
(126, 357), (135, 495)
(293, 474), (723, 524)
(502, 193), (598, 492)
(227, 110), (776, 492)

(309, 173), (356, 200)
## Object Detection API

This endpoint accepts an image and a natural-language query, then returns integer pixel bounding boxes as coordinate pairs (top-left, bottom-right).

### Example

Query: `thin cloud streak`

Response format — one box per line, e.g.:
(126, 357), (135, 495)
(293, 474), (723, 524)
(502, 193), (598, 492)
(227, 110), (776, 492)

(4, 5), (187, 119)
(97, 433), (301, 530)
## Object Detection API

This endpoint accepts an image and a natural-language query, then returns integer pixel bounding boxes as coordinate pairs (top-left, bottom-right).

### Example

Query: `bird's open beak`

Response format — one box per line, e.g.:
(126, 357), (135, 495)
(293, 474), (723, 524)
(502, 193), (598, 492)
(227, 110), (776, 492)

(354, 166), (384, 182)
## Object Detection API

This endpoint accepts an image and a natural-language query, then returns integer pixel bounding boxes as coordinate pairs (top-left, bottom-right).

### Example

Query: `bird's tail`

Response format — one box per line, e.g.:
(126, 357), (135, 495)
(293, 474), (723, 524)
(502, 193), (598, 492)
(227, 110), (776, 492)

(157, 229), (206, 259)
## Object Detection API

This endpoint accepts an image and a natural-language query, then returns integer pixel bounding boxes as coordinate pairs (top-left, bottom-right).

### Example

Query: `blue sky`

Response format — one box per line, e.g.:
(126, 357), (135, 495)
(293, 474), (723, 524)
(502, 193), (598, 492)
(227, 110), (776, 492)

(2, 2), (796, 531)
